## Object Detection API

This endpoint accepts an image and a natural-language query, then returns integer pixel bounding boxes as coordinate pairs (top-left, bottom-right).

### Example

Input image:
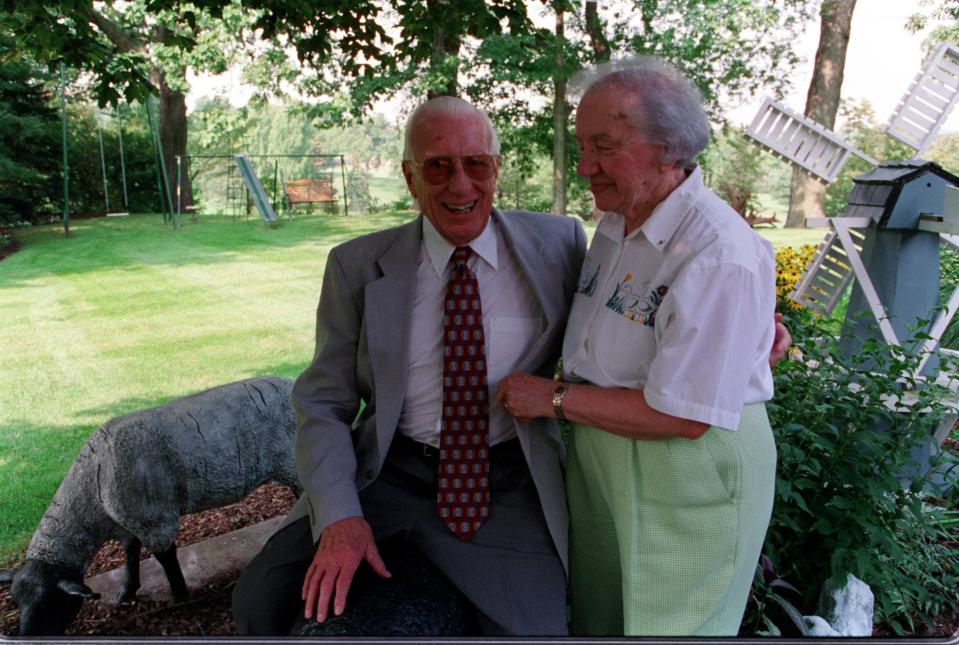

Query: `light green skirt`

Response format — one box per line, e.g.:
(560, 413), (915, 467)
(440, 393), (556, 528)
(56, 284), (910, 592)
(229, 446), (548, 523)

(567, 403), (776, 636)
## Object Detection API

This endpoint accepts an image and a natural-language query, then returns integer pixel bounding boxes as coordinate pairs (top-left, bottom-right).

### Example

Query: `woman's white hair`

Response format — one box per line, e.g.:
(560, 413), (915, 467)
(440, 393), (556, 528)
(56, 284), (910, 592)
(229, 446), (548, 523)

(402, 96), (501, 161)
(570, 56), (709, 167)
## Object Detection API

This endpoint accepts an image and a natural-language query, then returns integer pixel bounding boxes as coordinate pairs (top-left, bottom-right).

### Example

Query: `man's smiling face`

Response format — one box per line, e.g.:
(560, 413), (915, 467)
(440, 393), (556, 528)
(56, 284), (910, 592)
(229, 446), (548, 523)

(402, 110), (499, 247)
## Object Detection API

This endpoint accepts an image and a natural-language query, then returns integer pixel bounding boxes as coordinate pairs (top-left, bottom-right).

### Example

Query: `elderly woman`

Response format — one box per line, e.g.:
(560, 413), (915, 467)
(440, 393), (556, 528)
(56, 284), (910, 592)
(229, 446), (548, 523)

(497, 57), (778, 636)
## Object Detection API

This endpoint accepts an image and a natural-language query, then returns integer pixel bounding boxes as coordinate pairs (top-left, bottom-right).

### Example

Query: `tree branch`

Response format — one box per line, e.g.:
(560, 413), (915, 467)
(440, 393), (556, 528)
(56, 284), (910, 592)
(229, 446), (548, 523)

(85, 6), (144, 54)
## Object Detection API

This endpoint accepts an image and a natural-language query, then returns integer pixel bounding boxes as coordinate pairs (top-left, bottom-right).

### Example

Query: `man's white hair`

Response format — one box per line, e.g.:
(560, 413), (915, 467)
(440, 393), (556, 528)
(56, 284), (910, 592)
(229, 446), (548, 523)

(402, 96), (501, 161)
(569, 56), (710, 167)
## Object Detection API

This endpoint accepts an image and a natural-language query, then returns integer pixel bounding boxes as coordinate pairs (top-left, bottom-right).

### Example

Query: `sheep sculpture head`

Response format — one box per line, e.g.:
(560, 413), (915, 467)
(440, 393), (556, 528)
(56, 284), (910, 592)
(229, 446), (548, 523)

(1, 560), (99, 636)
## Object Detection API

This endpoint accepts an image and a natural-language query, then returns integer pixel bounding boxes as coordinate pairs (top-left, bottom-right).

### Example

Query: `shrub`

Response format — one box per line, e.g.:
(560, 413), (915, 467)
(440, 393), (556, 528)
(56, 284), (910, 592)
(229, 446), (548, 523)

(775, 245), (817, 313)
(757, 310), (959, 634)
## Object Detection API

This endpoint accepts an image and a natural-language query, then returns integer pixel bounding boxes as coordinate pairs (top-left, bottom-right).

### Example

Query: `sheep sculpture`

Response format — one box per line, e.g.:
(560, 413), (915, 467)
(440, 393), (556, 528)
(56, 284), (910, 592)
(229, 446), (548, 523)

(0, 376), (301, 636)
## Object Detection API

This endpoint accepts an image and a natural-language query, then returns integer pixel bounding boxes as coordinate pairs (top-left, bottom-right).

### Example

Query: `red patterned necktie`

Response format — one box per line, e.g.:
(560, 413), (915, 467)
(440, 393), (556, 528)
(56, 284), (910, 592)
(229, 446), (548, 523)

(437, 246), (490, 540)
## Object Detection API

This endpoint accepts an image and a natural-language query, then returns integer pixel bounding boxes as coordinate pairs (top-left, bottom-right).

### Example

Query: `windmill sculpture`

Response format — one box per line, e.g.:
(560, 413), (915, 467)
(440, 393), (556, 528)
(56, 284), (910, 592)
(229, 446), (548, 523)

(745, 42), (959, 483)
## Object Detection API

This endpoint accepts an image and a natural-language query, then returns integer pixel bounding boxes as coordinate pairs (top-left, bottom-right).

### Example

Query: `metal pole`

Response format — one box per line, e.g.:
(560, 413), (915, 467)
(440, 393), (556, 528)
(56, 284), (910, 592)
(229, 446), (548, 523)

(176, 155), (182, 219)
(340, 155), (348, 217)
(97, 123), (110, 212)
(59, 63), (70, 236)
(272, 158), (279, 215)
(146, 101), (167, 223)
(146, 96), (175, 226)
(117, 114), (129, 209)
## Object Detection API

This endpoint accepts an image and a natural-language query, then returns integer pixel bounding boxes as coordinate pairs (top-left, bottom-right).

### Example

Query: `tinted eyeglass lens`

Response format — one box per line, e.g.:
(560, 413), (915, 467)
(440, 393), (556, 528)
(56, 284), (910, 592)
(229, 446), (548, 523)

(420, 155), (496, 184)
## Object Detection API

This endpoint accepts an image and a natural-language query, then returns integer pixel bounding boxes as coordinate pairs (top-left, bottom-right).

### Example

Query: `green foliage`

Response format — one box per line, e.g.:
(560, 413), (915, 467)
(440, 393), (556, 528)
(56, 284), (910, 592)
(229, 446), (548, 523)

(701, 125), (768, 217)
(610, 0), (814, 121)
(0, 38), (60, 225)
(186, 103), (405, 213)
(62, 104), (161, 215)
(764, 310), (959, 634)
(742, 555), (808, 637)
(937, 243), (959, 350)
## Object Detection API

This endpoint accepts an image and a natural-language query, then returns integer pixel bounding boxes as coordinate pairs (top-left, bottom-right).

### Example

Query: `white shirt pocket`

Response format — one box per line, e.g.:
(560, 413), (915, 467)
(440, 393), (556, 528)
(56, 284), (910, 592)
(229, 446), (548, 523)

(487, 316), (542, 385)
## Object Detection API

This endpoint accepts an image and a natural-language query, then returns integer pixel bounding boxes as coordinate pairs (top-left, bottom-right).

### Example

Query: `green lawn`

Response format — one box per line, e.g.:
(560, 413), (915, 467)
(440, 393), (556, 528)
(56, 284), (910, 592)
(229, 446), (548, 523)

(0, 209), (819, 565)
(0, 210), (416, 565)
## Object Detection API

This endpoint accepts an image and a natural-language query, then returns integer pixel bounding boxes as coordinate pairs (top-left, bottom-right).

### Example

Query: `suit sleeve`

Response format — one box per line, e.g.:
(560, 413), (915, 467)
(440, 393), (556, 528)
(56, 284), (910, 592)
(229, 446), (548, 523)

(291, 247), (365, 539)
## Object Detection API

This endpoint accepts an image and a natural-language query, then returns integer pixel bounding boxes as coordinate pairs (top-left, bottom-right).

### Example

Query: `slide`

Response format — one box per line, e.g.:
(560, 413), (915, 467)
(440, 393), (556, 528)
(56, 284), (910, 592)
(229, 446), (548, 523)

(234, 154), (278, 223)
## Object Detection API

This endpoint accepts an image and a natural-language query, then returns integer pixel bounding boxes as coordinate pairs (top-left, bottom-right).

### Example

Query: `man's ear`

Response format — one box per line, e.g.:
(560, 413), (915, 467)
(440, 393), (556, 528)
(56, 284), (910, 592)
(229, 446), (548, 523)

(402, 160), (418, 199)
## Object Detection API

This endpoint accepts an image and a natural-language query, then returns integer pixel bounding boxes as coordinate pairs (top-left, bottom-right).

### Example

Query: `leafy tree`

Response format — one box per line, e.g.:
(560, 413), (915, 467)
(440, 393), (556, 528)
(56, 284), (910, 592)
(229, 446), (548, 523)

(204, 1), (811, 218)
(701, 125), (768, 218)
(0, 1), (268, 210)
(0, 35), (60, 225)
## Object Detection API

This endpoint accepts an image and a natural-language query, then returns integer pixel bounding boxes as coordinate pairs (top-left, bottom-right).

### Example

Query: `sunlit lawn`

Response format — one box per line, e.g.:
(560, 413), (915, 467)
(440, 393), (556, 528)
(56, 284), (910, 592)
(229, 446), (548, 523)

(0, 210), (415, 565)
(0, 208), (818, 565)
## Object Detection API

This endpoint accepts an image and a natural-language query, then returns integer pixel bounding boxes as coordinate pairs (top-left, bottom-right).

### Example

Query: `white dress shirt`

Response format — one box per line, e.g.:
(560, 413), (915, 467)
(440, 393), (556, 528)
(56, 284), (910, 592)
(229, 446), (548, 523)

(397, 216), (544, 446)
(562, 166), (776, 431)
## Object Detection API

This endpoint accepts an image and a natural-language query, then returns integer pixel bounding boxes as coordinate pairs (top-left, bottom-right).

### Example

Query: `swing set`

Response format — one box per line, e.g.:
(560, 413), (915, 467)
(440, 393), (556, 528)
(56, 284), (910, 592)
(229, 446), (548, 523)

(177, 153), (349, 223)
(58, 63), (177, 235)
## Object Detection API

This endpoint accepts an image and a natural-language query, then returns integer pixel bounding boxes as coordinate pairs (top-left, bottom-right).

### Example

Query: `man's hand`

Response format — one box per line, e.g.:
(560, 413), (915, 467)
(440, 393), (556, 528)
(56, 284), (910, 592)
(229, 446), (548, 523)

(769, 312), (792, 369)
(301, 516), (391, 623)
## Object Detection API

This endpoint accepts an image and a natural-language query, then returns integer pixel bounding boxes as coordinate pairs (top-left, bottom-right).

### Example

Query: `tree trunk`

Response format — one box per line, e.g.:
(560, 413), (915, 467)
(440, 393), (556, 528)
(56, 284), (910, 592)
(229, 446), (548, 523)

(786, 0), (857, 228)
(426, 0), (461, 98)
(148, 67), (192, 212)
(584, 1), (611, 63)
(158, 71), (192, 210)
(551, 5), (567, 214)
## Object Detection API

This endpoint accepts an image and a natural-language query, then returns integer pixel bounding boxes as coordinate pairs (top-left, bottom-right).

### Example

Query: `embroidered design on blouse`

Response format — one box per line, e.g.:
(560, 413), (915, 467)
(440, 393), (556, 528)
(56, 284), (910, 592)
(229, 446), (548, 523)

(576, 257), (601, 297)
(605, 273), (668, 327)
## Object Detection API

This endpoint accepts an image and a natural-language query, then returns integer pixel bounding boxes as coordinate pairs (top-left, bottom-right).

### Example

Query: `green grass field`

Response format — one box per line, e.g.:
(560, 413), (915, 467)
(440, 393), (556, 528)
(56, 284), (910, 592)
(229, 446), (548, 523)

(0, 210), (819, 565)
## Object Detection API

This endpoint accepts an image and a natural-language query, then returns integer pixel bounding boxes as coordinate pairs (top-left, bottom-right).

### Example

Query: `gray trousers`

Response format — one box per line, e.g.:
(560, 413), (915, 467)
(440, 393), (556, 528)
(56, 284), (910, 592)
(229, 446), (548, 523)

(232, 435), (567, 636)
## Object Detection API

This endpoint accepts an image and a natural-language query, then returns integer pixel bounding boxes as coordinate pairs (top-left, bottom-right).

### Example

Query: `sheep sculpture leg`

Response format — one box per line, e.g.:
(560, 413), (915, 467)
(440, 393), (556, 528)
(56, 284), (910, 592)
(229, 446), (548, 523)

(153, 546), (189, 604)
(116, 539), (142, 603)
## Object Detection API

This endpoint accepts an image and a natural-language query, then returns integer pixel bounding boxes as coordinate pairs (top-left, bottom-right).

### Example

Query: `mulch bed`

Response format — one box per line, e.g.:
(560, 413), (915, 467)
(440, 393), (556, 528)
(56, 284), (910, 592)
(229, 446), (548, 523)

(1, 479), (956, 637)
(0, 482), (296, 636)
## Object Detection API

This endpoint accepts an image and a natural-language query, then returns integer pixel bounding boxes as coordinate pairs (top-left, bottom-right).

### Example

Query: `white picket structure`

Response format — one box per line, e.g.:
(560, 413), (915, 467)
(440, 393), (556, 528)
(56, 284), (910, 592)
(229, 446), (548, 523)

(885, 42), (959, 156)
(746, 98), (877, 183)
(789, 227), (861, 316)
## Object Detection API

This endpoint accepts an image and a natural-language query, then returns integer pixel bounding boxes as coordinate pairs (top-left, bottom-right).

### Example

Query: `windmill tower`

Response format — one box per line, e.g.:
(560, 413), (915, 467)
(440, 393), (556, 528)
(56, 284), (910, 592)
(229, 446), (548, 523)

(745, 42), (959, 483)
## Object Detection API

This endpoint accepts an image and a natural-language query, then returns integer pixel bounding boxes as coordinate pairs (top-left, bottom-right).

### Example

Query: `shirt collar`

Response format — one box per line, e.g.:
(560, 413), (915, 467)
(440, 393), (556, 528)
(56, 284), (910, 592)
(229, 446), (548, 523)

(595, 165), (703, 251)
(641, 165), (702, 251)
(422, 215), (498, 277)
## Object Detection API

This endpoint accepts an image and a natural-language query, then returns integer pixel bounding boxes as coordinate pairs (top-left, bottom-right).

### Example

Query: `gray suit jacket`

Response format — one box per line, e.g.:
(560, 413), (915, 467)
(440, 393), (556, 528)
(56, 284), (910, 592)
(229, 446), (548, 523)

(284, 208), (587, 573)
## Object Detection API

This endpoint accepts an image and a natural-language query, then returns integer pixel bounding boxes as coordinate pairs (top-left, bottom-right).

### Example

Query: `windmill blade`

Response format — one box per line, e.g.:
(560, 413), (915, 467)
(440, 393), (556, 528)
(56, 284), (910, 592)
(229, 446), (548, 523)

(746, 98), (878, 183)
(789, 228), (861, 315)
(885, 42), (959, 156)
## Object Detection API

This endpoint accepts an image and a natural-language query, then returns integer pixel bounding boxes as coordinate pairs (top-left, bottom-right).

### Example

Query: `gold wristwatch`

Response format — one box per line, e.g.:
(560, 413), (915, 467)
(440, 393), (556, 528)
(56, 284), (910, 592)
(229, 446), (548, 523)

(552, 383), (569, 421)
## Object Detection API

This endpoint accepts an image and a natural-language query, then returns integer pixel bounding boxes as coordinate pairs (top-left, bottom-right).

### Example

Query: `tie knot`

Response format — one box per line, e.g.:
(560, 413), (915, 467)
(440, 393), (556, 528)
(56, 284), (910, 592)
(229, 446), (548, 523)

(452, 246), (472, 270)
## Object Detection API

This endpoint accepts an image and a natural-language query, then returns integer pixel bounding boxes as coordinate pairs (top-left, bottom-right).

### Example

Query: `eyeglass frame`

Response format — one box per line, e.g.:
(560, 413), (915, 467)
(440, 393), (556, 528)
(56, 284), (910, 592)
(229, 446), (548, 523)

(406, 153), (501, 185)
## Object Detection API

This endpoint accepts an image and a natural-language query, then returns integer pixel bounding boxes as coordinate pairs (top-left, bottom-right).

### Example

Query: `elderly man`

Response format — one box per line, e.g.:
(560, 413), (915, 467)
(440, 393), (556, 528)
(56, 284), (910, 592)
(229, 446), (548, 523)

(232, 95), (586, 636)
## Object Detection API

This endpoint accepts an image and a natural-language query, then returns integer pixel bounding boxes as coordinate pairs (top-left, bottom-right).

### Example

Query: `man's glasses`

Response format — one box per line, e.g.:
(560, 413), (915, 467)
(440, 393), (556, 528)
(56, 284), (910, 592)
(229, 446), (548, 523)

(411, 154), (498, 185)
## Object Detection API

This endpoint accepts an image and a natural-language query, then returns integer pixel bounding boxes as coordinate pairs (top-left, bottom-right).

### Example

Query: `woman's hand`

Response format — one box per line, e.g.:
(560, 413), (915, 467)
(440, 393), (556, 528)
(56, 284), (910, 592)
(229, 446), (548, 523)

(496, 372), (557, 423)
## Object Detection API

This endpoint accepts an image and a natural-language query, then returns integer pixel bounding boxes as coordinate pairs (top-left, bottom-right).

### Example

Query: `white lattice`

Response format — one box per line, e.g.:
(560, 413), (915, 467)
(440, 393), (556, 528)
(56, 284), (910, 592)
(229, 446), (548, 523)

(746, 98), (877, 183)
(789, 228), (861, 315)
(886, 42), (959, 156)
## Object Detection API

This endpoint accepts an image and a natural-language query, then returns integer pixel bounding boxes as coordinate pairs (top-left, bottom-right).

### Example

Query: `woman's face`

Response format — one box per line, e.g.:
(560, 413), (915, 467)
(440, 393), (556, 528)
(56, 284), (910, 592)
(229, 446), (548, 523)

(574, 86), (673, 226)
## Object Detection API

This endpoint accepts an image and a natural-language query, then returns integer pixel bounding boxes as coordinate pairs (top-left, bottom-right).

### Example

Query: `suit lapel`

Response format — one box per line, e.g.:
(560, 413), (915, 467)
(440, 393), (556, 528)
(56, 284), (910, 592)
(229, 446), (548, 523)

(365, 218), (420, 449)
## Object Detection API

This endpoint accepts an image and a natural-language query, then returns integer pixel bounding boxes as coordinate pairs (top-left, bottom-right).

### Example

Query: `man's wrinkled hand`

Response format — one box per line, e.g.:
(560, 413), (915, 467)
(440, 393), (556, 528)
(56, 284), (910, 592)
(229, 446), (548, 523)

(301, 516), (391, 623)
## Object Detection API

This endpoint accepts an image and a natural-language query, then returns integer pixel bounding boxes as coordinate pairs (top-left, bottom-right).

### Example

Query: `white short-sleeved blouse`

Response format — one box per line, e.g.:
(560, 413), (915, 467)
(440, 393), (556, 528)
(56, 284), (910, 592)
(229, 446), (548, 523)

(562, 166), (776, 431)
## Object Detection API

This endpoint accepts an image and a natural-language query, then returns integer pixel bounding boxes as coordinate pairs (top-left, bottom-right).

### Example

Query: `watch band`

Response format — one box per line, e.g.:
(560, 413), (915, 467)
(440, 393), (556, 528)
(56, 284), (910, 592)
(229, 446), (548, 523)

(552, 384), (569, 421)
